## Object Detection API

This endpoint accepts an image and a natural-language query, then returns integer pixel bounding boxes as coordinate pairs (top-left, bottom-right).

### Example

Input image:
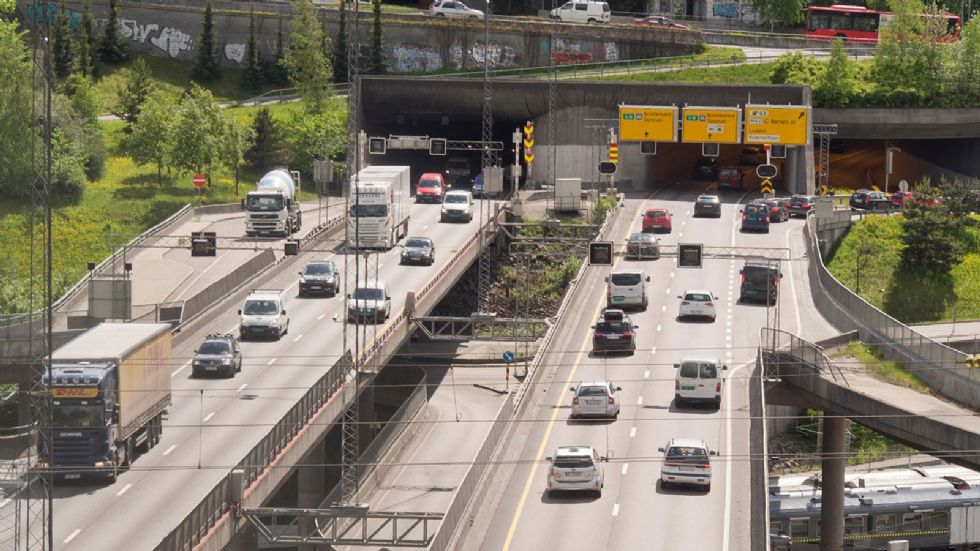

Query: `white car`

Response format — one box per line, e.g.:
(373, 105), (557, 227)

(346, 281), (391, 324)
(605, 269), (650, 310)
(429, 0), (484, 19)
(659, 438), (716, 491)
(546, 446), (606, 497)
(441, 190), (473, 222)
(674, 356), (726, 409)
(677, 290), (718, 321)
(569, 381), (622, 419)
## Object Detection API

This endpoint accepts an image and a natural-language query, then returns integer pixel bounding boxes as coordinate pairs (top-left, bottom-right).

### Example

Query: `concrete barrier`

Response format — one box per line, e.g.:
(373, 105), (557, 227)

(180, 249), (276, 324)
(750, 351), (769, 551)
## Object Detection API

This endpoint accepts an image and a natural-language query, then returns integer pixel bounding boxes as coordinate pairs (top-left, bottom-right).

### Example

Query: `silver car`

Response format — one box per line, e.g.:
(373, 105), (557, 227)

(346, 282), (391, 324)
(659, 438), (716, 491)
(569, 381), (622, 419)
(400, 237), (435, 266)
(428, 0), (484, 19)
(546, 446), (607, 497)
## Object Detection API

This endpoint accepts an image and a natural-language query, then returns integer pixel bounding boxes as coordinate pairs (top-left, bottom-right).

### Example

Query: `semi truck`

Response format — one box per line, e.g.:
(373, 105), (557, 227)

(347, 165), (411, 250)
(243, 169), (302, 237)
(43, 322), (172, 482)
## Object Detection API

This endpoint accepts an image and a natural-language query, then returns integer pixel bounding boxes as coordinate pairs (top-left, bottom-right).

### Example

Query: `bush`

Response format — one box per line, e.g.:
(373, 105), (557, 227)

(769, 51), (823, 85)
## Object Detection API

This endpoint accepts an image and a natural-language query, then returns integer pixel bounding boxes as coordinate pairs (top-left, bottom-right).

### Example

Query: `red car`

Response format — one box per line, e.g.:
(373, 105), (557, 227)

(717, 165), (744, 191)
(891, 191), (939, 209)
(642, 208), (672, 233)
(416, 173), (446, 203)
(633, 15), (688, 29)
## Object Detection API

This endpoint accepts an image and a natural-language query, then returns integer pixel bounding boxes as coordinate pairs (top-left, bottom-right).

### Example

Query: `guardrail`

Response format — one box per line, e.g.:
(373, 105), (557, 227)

(762, 327), (847, 384)
(804, 214), (978, 406)
(428, 392), (513, 551)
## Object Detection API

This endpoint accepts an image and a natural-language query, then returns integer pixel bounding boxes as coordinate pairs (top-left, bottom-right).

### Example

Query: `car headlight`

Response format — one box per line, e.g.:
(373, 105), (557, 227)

(221, 358), (233, 365)
(299, 276), (307, 283)
(441, 206), (447, 213)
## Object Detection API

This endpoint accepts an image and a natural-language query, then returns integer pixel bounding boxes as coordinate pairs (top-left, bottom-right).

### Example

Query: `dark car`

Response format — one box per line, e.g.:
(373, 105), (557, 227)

(693, 194), (722, 218)
(740, 203), (770, 233)
(400, 237), (435, 265)
(759, 198), (789, 222)
(739, 146), (765, 166)
(849, 189), (892, 211)
(592, 309), (637, 354)
(298, 260), (339, 297)
(626, 233), (660, 259)
(788, 194), (816, 217)
(693, 158), (719, 181)
(739, 261), (782, 304)
(192, 333), (242, 378)
(717, 165), (744, 191)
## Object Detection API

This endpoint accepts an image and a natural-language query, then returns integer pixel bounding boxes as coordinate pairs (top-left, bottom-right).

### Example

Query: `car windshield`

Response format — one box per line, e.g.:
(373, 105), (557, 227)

(51, 404), (104, 428)
(719, 167), (739, 177)
(245, 195), (283, 211)
(353, 288), (385, 301)
(419, 179), (440, 189)
(405, 239), (430, 248)
(684, 293), (712, 301)
(444, 194), (469, 204)
(610, 273), (641, 286)
(554, 456), (594, 469)
(667, 446), (709, 461)
(199, 341), (231, 354)
(243, 300), (279, 315)
(630, 234), (654, 243)
(578, 385), (609, 396)
(304, 263), (332, 275)
(646, 210), (666, 218)
(698, 196), (718, 203)
(350, 204), (388, 217)
(596, 321), (628, 333)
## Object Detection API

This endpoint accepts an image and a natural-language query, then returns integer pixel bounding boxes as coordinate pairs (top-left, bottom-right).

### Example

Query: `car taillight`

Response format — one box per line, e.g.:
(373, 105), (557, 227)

(623, 331), (633, 337)
(803, 202), (810, 208)
(716, 381), (721, 392)
(675, 379), (680, 391)
(698, 463), (711, 469)
(608, 396), (615, 405)
(681, 301), (690, 305)
(706, 303), (714, 307)
(572, 397), (579, 405)
(551, 468), (561, 479)
(774, 277), (779, 287)
(741, 215), (747, 222)
(741, 273), (746, 284)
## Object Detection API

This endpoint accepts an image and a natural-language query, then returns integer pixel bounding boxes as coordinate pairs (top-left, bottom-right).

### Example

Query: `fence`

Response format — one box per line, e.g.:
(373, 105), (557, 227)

(762, 327), (847, 384)
(427, 393), (513, 551)
(804, 215), (980, 408)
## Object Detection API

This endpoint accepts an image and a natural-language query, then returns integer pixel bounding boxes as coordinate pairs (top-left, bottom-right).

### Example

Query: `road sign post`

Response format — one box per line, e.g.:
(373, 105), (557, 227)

(193, 173), (206, 209)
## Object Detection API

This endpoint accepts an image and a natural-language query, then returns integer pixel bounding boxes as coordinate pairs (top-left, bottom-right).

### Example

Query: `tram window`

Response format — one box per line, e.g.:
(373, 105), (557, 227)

(875, 514), (896, 533)
(927, 512), (949, 530)
(902, 513), (922, 531)
(790, 518), (810, 538)
(845, 515), (867, 535)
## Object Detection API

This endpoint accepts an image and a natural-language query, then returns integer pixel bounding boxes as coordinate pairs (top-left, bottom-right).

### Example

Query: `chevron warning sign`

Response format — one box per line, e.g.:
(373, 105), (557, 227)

(820, 184), (829, 196)
(871, 184), (881, 192)
(523, 121), (535, 165)
(760, 178), (774, 195)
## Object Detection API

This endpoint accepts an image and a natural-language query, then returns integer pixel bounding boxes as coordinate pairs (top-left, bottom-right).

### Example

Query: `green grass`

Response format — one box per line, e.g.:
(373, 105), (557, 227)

(833, 342), (933, 394)
(826, 214), (980, 323)
(601, 60), (774, 84)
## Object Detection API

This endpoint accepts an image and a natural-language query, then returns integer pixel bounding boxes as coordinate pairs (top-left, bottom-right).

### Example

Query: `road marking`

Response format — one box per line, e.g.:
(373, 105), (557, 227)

(651, 346), (656, 355)
(636, 396), (643, 406)
(423, 224), (430, 230)
(612, 503), (620, 517)
(202, 411), (216, 423)
(665, 287), (671, 295)
(661, 305), (666, 312)
(163, 444), (178, 456)
(630, 426), (637, 438)
(317, 314), (326, 321)
(293, 334), (303, 342)
(669, 270), (675, 278)
(656, 324), (662, 332)
(267, 358), (277, 366)
(63, 529), (82, 544)
(0, 498), (10, 509)
(115, 483), (133, 497)
(236, 383), (248, 393)
(786, 225), (803, 334)
(677, 233), (683, 238)
(171, 360), (191, 378)
(644, 370), (650, 379)
(621, 463), (629, 475)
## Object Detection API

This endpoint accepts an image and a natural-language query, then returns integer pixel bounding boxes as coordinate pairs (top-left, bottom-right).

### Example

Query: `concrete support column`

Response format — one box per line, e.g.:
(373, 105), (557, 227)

(820, 414), (846, 551)
(298, 441), (326, 551)
(785, 147), (802, 195)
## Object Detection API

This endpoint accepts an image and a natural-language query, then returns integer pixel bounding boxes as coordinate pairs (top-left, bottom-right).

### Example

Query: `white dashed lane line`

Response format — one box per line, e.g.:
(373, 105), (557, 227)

(644, 370), (650, 379)
(317, 314), (326, 321)
(115, 483), (133, 497)
(267, 358), (277, 366)
(171, 361), (190, 378)
(63, 529), (82, 544)
(163, 444), (178, 456)
(612, 504), (620, 517)
(630, 426), (637, 438)
(637, 396), (644, 406)
(236, 383), (248, 393)
(202, 412), (216, 423)
(621, 463), (629, 475)
(656, 324), (662, 332)
(293, 334), (303, 343)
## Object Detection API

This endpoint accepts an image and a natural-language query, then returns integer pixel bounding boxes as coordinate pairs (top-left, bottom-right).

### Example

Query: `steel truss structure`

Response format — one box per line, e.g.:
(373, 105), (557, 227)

(813, 123), (838, 193)
(411, 315), (549, 342)
(243, 507), (444, 547)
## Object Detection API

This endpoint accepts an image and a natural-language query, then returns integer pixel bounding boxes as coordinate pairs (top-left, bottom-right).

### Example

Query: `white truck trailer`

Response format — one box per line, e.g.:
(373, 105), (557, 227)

(243, 169), (302, 237)
(347, 165), (411, 250)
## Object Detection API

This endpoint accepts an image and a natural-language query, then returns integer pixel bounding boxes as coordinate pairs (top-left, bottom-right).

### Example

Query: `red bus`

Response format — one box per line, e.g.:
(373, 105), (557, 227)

(805, 4), (960, 43)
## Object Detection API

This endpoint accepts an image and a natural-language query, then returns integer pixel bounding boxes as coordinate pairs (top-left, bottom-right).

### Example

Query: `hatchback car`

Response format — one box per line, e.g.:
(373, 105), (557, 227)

(592, 309), (638, 354)
(739, 146), (765, 165)
(569, 381), (622, 419)
(346, 281), (391, 323)
(625, 232), (660, 260)
(890, 190), (939, 209)
(849, 189), (891, 211)
(674, 357), (726, 409)
(758, 198), (789, 222)
(787, 194), (816, 217)
(192, 333), (242, 378)
(693, 158), (718, 181)
(400, 237), (435, 266)
(677, 290), (717, 321)
(740, 203), (770, 233)
(546, 446), (606, 497)
(416, 173), (445, 203)
(429, 0), (484, 18)
(641, 208), (672, 233)
(659, 438), (716, 491)
(633, 14), (688, 28)
(717, 165), (744, 191)
(298, 260), (339, 297)
(693, 194), (722, 218)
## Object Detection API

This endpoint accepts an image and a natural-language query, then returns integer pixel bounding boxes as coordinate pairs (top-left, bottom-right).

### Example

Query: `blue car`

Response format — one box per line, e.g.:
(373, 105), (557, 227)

(471, 173), (483, 198)
(740, 203), (770, 233)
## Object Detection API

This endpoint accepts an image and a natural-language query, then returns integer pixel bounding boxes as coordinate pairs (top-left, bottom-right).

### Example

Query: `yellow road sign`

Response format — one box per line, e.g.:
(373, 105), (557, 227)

(681, 107), (741, 144)
(744, 105), (811, 146)
(760, 178), (773, 194)
(619, 105), (678, 142)
(871, 184), (880, 192)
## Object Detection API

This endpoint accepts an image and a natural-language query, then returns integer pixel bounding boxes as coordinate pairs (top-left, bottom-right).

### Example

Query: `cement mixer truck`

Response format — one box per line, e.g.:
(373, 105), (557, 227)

(243, 169), (302, 237)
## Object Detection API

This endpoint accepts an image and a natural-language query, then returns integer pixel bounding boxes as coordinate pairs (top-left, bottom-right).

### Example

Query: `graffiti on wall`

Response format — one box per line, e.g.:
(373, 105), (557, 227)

(224, 43), (245, 63)
(469, 41), (517, 68)
(25, 3), (81, 29)
(543, 37), (618, 65)
(710, 0), (758, 24)
(604, 42), (619, 62)
(391, 43), (444, 73)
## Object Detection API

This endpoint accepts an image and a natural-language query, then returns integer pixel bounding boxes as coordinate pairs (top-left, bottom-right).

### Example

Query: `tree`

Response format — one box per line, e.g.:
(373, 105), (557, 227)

(749, 0), (804, 29)
(264, 15), (289, 86)
(113, 57), (154, 132)
(949, 18), (980, 104)
(334, 0), (348, 83)
(192, 0), (221, 83)
(281, 0), (333, 110)
(901, 181), (963, 273)
(813, 38), (855, 107)
(124, 91), (177, 184)
(53, 3), (75, 80)
(0, 13), (35, 198)
(98, 0), (128, 64)
(245, 107), (290, 171)
(64, 74), (100, 125)
(171, 85), (226, 178)
(937, 175), (979, 222)
(77, 0), (98, 77)
(870, 0), (947, 105)
(368, 0), (386, 74)
(769, 51), (823, 85)
(223, 116), (255, 195)
(285, 98), (347, 173)
(241, 4), (264, 93)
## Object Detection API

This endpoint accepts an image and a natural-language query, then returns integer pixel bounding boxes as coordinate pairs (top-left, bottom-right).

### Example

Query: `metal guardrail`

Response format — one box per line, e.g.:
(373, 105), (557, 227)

(762, 327), (847, 384)
(428, 392), (513, 551)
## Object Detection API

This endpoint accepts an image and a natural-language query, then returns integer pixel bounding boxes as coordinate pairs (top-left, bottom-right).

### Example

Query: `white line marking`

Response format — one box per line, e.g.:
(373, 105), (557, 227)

(612, 503), (620, 517)
(656, 324), (662, 332)
(63, 529), (82, 544)
(172, 360), (191, 378)
(115, 483), (133, 497)
(669, 270), (675, 278)
(317, 314), (326, 320)
(665, 287), (671, 295)
(293, 334), (303, 342)
(423, 224), (430, 230)
(630, 426), (637, 438)
(236, 383), (248, 393)
(786, 226), (803, 334)
(267, 358), (277, 366)
(636, 396), (644, 406)
(644, 370), (650, 379)
(202, 411), (216, 423)
(621, 463), (629, 475)
(677, 233), (683, 238)
(0, 498), (10, 509)
(163, 444), (178, 456)
(661, 305), (666, 312)
(651, 346), (656, 354)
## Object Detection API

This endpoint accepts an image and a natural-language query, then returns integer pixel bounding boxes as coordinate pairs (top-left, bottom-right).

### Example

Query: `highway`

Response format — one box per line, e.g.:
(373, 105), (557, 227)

(51, 200), (489, 550)
(471, 181), (839, 550)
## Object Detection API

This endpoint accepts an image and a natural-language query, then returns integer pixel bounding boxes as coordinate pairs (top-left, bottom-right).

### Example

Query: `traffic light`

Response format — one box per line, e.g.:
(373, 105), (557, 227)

(589, 241), (614, 266)
(368, 137), (387, 155)
(597, 161), (617, 175)
(190, 231), (216, 257)
(677, 243), (703, 268)
(429, 138), (447, 156)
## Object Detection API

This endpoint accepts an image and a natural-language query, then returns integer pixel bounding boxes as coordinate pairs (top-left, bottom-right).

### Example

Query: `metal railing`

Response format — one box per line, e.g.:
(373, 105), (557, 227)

(751, 348), (771, 551)
(761, 327), (847, 384)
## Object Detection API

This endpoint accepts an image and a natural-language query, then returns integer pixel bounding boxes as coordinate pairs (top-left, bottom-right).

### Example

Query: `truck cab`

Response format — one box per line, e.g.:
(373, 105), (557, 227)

(243, 169), (302, 237)
(239, 289), (289, 340)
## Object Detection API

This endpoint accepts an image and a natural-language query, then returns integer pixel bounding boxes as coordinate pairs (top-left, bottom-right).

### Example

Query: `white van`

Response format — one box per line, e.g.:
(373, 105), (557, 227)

(239, 289), (289, 340)
(605, 269), (650, 310)
(674, 356), (727, 409)
(550, 0), (611, 23)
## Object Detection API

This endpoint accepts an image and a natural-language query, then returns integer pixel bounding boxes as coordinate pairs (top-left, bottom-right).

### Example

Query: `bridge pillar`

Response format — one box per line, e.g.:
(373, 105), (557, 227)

(820, 414), (846, 551)
(298, 440), (326, 551)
